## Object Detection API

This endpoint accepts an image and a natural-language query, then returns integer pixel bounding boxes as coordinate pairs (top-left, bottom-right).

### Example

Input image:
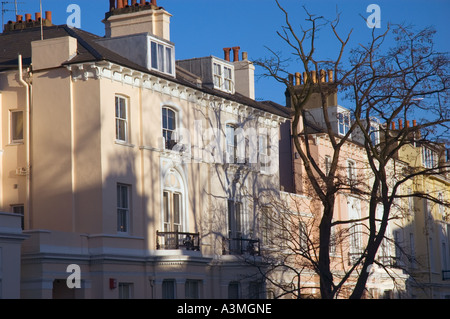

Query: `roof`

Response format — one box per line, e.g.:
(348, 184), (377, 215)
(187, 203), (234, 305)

(0, 25), (291, 119)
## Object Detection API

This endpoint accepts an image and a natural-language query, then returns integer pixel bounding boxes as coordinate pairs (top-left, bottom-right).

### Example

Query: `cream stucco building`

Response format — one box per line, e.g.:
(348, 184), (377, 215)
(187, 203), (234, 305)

(0, 1), (290, 298)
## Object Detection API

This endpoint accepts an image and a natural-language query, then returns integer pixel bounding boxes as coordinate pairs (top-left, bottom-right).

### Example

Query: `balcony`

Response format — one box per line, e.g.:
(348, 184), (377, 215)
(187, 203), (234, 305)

(443, 270), (450, 281)
(156, 231), (200, 251)
(222, 237), (261, 256)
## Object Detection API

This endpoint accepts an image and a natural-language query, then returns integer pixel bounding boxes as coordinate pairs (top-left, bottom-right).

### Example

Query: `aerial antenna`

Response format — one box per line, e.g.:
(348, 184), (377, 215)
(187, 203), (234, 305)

(1, 0), (24, 32)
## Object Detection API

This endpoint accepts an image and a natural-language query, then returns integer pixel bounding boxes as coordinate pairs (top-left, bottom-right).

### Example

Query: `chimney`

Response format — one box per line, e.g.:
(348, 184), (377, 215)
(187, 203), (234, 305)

(413, 120), (417, 127)
(25, 13), (32, 22)
(223, 48), (231, 62)
(399, 119), (403, 129)
(406, 120), (410, 128)
(232, 47), (240, 62)
(234, 48), (255, 99)
(392, 122), (396, 130)
(35, 12), (41, 21)
(104, 0), (172, 40)
(16, 15), (23, 22)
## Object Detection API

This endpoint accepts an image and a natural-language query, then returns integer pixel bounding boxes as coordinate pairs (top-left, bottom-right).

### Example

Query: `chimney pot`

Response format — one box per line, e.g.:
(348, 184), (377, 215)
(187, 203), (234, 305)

(16, 15), (23, 22)
(223, 48), (231, 62)
(295, 72), (301, 86)
(399, 119), (403, 129)
(117, 0), (124, 9)
(406, 120), (410, 128)
(392, 122), (396, 130)
(328, 70), (334, 83)
(413, 120), (417, 127)
(45, 11), (52, 22)
(25, 13), (32, 22)
(140, 0), (146, 5)
(151, 0), (157, 6)
(320, 69), (326, 83)
(35, 12), (41, 21)
(288, 74), (294, 85)
(232, 46), (240, 62)
(303, 72), (308, 84)
(311, 70), (317, 83)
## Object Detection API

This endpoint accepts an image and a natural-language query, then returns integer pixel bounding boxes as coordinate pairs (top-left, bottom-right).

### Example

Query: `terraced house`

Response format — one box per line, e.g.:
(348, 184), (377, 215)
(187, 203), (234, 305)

(0, 0), (289, 298)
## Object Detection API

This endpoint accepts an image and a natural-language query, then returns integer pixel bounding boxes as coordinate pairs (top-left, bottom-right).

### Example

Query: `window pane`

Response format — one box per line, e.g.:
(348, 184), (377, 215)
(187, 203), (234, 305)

(163, 192), (169, 229)
(173, 193), (181, 225)
(11, 111), (24, 142)
(228, 282), (240, 299)
(235, 202), (242, 237)
(185, 280), (199, 299)
(151, 41), (158, 69)
(162, 280), (175, 299)
(168, 109), (176, 130)
(158, 44), (164, 72)
(162, 107), (167, 129)
(166, 47), (172, 74)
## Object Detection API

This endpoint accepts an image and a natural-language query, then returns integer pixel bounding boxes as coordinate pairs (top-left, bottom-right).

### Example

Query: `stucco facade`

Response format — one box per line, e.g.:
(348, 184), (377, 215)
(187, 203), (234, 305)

(0, 1), (289, 299)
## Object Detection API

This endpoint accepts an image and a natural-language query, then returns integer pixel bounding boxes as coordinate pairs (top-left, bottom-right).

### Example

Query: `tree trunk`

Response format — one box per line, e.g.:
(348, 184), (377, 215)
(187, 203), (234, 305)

(318, 200), (334, 299)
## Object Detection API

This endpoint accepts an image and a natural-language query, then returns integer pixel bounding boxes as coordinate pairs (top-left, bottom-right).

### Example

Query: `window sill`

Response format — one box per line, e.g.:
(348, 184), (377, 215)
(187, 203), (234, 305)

(7, 141), (24, 146)
(115, 140), (135, 148)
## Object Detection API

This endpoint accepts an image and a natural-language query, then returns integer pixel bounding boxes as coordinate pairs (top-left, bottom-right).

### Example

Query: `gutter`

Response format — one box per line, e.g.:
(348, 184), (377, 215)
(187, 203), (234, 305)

(18, 54), (31, 229)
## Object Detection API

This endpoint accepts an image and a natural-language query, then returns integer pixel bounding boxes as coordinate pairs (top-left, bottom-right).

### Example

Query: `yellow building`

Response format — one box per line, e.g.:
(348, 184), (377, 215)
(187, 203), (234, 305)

(396, 138), (450, 298)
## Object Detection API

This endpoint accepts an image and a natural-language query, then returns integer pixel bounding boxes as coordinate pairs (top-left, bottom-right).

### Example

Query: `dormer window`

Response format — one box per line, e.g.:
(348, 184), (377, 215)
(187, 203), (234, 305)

(149, 37), (175, 76)
(338, 111), (351, 136)
(213, 60), (234, 94)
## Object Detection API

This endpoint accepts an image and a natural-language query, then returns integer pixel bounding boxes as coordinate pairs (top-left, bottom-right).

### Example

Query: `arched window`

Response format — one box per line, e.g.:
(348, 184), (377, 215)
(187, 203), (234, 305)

(163, 169), (185, 232)
(162, 107), (177, 150)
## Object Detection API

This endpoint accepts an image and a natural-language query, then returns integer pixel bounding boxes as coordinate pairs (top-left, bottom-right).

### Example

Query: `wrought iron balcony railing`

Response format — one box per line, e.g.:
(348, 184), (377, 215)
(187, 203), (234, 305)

(156, 231), (200, 251)
(222, 237), (261, 256)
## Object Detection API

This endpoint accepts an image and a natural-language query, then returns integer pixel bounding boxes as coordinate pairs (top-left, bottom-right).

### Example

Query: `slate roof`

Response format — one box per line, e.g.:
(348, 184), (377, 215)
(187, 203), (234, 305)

(0, 25), (291, 119)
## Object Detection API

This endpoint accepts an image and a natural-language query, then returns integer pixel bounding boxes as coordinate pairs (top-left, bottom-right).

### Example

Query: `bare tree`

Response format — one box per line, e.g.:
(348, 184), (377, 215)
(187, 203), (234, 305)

(256, 0), (450, 299)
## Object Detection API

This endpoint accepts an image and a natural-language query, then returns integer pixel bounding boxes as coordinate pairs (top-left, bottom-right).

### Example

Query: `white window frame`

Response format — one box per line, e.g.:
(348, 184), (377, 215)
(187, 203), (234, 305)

(226, 124), (237, 164)
(212, 59), (234, 94)
(115, 95), (129, 143)
(162, 106), (178, 150)
(337, 111), (351, 136)
(10, 110), (24, 144)
(422, 146), (437, 168)
(259, 134), (270, 173)
(149, 37), (175, 76)
(117, 184), (131, 234)
(347, 159), (356, 184)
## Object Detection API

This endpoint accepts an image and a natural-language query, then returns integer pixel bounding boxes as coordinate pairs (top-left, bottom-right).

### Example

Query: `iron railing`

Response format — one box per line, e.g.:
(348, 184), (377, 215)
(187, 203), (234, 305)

(222, 237), (261, 256)
(156, 231), (200, 251)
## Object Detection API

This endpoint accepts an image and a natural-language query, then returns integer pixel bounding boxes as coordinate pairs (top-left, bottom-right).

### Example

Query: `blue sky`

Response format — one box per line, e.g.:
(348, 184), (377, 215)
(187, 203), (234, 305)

(3, 0), (449, 105)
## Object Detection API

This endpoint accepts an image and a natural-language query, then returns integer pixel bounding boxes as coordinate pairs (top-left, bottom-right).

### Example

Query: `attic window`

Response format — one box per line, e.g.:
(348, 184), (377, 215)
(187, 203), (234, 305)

(149, 37), (175, 76)
(213, 60), (234, 94)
